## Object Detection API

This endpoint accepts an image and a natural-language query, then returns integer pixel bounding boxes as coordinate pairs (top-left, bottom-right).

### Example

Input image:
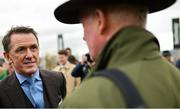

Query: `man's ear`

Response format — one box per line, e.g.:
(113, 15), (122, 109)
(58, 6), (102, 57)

(3, 52), (12, 64)
(95, 9), (107, 35)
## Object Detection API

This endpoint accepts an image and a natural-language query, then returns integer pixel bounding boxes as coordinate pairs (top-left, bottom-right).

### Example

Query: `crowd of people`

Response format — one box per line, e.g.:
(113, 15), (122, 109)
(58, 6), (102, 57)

(0, 0), (180, 108)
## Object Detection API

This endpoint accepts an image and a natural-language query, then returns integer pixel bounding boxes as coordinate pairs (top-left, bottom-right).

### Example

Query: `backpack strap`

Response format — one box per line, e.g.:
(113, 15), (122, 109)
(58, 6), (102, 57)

(93, 69), (145, 108)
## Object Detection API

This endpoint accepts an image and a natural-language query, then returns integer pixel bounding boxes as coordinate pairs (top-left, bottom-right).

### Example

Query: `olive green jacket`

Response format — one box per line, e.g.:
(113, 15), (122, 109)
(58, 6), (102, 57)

(61, 26), (180, 108)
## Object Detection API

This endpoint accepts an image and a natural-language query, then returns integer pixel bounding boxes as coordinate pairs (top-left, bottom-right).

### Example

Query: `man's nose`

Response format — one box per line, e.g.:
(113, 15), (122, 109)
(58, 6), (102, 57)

(25, 49), (33, 58)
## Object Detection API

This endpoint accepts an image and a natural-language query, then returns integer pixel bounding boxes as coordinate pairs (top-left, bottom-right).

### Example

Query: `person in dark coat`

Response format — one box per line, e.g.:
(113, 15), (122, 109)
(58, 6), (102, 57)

(71, 53), (94, 81)
(0, 26), (66, 108)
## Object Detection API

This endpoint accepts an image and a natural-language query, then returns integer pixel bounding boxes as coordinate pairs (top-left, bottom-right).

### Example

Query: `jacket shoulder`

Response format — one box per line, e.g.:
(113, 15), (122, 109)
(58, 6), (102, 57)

(61, 76), (125, 108)
(40, 69), (64, 78)
(40, 69), (66, 98)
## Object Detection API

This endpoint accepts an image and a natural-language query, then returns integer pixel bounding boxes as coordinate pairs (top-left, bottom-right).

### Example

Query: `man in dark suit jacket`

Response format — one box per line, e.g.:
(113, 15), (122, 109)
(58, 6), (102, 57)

(0, 26), (66, 108)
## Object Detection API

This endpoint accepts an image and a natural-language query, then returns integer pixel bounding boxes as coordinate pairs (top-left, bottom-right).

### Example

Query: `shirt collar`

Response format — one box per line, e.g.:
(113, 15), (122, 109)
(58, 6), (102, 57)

(15, 68), (41, 85)
(60, 62), (70, 68)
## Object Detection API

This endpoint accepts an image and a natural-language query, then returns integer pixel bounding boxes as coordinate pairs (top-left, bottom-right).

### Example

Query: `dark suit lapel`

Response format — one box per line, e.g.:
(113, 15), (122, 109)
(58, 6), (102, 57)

(40, 70), (59, 108)
(4, 73), (28, 107)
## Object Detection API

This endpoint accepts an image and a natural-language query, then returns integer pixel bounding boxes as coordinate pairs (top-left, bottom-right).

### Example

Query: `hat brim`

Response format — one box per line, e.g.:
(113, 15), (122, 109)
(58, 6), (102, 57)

(54, 0), (176, 24)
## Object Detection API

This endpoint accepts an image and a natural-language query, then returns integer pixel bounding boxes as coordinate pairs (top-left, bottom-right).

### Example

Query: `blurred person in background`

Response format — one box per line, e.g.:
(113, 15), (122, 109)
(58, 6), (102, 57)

(65, 47), (79, 65)
(175, 59), (180, 69)
(54, 0), (180, 107)
(0, 58), (8, 80)
(53, 49), (80, 96)
(0, 26), (66, 108)
(162, 50), (173, 63)
(0, 59), (14, 80)
(71, 53), (95, 81)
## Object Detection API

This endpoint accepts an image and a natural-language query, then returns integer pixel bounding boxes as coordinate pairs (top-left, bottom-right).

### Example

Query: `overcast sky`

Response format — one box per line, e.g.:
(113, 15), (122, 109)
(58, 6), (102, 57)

(0, 0), (179, 58)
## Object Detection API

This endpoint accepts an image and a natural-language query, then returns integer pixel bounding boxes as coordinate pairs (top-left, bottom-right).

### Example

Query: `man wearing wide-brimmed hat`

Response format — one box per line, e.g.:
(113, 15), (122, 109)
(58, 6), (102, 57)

(54, 0), (180, 108)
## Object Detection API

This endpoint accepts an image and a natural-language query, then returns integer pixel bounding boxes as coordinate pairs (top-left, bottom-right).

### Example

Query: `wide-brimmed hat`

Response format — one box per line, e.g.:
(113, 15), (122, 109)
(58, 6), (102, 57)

(54, 0), (176, 24)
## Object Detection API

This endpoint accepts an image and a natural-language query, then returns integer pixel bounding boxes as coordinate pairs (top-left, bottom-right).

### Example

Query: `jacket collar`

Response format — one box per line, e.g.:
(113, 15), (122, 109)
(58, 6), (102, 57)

(4, 70), (58, 108)
(40, 70), (60, 107)
(5, 73), (33, 107)
(93, 26), (160, 72)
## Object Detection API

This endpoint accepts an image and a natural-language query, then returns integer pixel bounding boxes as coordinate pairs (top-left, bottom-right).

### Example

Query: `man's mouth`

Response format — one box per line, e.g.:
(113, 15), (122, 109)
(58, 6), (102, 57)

(24, 61), (36, 65)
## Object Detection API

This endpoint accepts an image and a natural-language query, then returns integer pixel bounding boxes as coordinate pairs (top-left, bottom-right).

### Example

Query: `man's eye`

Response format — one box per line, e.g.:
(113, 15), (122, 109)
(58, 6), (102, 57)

(31, 45), (38, 51)
(16, 47), (25, 53)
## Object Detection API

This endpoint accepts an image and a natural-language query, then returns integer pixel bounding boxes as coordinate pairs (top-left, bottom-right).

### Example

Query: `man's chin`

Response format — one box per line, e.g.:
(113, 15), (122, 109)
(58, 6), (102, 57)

(22, 68), (38, 77)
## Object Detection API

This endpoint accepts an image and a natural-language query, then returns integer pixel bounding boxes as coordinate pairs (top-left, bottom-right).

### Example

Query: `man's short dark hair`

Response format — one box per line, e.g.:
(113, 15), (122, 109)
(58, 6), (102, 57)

(2, 26), (39, 52)
(58, 49), (68, 56)
(65, 47), (71, 52)
(162, 50), (171, 57)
